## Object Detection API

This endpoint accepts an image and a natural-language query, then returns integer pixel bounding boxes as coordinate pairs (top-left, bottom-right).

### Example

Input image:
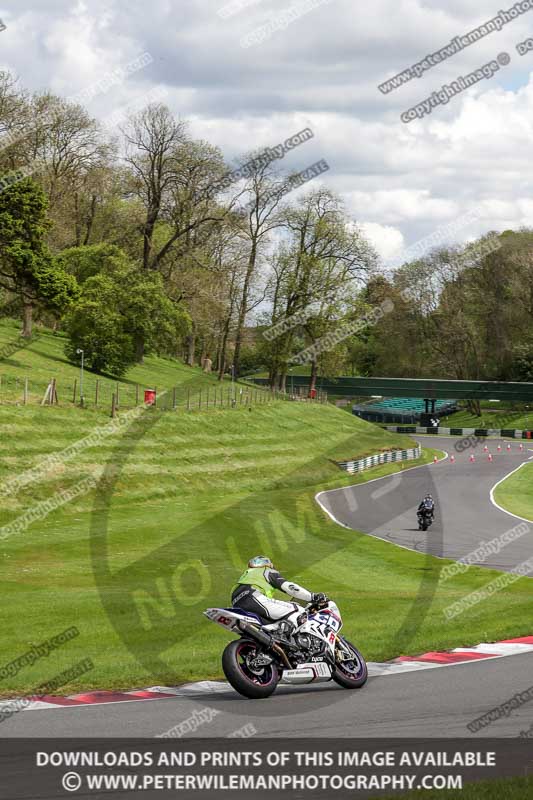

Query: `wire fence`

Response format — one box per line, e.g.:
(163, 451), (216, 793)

(0, 373), (328, 415)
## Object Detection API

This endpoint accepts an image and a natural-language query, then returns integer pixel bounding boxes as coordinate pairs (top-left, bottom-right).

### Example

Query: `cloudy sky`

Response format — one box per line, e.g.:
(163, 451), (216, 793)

(1, 0), (533, 264)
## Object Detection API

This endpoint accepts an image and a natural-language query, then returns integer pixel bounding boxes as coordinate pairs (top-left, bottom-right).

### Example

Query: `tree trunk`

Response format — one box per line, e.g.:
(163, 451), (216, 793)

(218, 321), (231, 380)
(200, 339), (208, 369)
(22, 301), (33, 338)
(143, 204), (160, 270)
(83, 194), (98, 246)
(233, 244), (257, 378)
(309, 359), (318, 394)
(466, 399), (481, 417)
(74, 192), (82, 247)
(186, 331), (196, 366)
(134, 332), (145, 363)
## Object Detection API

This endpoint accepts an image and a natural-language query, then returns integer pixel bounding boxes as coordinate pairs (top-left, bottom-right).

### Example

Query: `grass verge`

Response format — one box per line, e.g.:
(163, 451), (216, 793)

(447, 408), (533, 430)
(0, 317), (252, 409)
(493, 461), (533, 521)
(0, 399), (532, 697)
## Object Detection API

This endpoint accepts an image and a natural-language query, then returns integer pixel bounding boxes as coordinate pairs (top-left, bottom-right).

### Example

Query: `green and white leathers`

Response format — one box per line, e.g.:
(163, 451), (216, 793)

(233, 565), (314, 603)
(233, 567), (277, 598)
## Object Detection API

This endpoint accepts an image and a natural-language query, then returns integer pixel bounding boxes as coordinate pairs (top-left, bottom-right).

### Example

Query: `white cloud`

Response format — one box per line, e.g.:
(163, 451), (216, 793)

(359, 222), (405, 262)
(1, 0), (533, 252)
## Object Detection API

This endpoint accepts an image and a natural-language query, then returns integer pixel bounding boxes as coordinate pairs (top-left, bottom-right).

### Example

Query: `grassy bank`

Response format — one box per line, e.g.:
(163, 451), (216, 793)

(446, 408), (533, 430)
(0, 317), (246, 409)
(1, 395), (532, 696)
(493, 461), (533, 521)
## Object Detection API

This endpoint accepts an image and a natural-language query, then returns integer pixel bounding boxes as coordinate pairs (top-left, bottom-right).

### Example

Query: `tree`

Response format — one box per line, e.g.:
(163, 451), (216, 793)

(123, 104), (186, 270)
(16, 93), (113, 251)
(55, 243), (131, 284)
(65, 260), (191, 376)
(123, 106), (228, 271)
(231, 156), (287, 377)
(264, 189), (376, 390)
(0, 70), (28, 164)
(0, 178), (78, 336)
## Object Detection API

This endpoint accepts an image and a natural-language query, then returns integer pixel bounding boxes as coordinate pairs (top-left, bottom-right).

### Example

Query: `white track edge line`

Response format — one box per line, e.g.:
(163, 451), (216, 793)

(315, 446), (449, 556)
(489, 459), (533, 525)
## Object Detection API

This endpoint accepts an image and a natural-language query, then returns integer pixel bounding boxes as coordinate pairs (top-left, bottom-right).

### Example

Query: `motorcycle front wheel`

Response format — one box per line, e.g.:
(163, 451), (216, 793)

(332, 636), (368, 689)
(222, 639), (280, 699)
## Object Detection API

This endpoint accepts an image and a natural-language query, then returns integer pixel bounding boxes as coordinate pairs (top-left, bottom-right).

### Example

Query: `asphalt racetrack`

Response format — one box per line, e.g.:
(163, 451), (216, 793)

(317, 437), (533, 572)
(2, 651), (532, 738)
(2, 436), (532, 739)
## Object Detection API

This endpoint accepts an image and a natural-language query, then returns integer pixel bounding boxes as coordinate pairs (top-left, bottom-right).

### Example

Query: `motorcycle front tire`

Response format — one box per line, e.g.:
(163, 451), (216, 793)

(332, 637), (368, 689)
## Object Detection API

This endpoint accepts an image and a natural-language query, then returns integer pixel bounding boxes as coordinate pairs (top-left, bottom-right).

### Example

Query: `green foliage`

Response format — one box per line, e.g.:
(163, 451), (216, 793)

(55, 243), (130, 284)
(237, 344), (267, 375)
(0, 178), (78, 312)
(510, 341), (533, 381)
(65, 292), (135, 376)
(368, 230), (533, 381)
(65, 258), (191, 376)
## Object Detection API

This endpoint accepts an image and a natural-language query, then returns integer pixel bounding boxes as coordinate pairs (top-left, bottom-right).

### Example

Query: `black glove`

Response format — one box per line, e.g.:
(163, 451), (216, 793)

(312, 592), (329, 609)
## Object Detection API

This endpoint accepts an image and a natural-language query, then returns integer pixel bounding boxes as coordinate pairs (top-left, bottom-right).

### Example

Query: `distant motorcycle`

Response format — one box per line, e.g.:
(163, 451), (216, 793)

(204, 598), (367, 699)
(418, 508), (434, 531)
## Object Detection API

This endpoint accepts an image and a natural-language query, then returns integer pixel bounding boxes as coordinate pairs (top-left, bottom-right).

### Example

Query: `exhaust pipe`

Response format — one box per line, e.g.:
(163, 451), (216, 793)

(239, 622), (273, 648)
(239, 623), (292, 669)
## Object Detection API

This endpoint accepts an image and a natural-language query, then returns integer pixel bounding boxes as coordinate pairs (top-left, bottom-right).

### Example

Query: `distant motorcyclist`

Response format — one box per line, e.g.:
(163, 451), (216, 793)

(418, 494), (435, 521)
(231, 556), (328, 628)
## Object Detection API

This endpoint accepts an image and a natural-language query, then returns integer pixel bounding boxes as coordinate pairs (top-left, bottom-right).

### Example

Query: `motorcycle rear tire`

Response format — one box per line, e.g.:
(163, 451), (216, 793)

(222, 639), (279, 699)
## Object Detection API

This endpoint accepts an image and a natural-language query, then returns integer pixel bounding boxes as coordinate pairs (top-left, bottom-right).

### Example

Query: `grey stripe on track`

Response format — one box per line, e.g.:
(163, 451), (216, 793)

(317, 437), (533, 573)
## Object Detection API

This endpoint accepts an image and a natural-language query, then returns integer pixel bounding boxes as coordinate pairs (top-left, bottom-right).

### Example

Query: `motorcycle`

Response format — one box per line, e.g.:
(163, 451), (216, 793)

(204, 599), (367, 699)
(418, 508), (434, 531)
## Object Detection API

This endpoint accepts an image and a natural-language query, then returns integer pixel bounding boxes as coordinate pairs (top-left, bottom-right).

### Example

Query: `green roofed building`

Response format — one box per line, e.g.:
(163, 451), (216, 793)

(352, 397), (458, 425)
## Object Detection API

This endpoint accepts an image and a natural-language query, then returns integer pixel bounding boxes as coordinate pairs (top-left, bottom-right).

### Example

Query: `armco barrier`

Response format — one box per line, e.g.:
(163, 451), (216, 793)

(384, 425), (533, 440)
(337, 445), (422, 475)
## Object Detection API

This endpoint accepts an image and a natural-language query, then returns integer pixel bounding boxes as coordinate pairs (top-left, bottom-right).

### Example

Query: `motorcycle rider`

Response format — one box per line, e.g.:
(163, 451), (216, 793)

(417, 494), (435, 522)
(231, 556), (328, 630)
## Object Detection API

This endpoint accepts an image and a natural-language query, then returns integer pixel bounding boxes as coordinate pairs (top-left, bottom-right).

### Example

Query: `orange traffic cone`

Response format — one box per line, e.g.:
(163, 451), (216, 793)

(507, 444), (511, 451)
(469, 453), (475, 463)
(488, 453), (493, 462)
(497, 445), (502, 452)
(450, 455), (455, 464)
(483, 445), (488, 452)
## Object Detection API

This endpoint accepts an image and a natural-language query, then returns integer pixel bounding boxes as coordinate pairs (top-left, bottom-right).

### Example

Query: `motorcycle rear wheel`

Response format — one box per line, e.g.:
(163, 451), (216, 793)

(222, 639), (279, 699)
(332, 636), (368, 689)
